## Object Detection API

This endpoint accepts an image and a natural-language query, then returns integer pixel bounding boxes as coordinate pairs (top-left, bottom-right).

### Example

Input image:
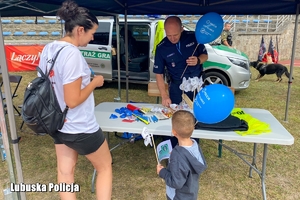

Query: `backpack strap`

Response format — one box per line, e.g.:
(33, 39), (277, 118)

(45, 46), (66, 76)
(43, 46), (69, 114)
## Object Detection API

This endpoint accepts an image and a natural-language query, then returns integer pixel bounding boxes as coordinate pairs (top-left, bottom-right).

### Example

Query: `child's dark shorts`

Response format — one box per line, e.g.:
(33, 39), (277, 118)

(52, 128), (105, 155)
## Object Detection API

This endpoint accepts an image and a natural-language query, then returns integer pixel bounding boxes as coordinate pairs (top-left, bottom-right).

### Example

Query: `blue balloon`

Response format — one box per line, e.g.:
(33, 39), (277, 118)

(195, 12), (224, 44)
(193, 84), (235, 124)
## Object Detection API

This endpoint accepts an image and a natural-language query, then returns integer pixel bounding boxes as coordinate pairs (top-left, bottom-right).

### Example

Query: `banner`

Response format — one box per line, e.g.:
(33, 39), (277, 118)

(275, 35), (279, 63)
(268, 36), (274, 59)
(257, 36), (266, 62)
(5, 45), (45, 72)
(268, 37), (278, 63)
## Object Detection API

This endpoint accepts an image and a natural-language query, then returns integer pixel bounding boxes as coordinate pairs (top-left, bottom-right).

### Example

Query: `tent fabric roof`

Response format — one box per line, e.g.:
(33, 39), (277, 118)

(0, 0), (299, 17)
(0, 2), (298, 197)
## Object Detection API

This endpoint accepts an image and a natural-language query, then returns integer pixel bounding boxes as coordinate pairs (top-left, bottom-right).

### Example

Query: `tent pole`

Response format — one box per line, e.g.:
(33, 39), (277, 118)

(114, 15), (121, 102)
(125, 8), (129, 102)
(0, 20), (26, 200)
(0, 92), (19, 199)
(284, 3), (300, 121)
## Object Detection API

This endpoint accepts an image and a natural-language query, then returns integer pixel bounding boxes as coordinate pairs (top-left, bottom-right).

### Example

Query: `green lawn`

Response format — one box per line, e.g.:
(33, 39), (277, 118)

(0, 67), (299, 200)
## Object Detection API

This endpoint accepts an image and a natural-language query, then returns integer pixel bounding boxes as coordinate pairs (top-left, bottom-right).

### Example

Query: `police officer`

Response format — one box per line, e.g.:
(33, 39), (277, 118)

(153, 16), (208, 147)
(153, 16), (208, 107)
(221, 22), (232, 47)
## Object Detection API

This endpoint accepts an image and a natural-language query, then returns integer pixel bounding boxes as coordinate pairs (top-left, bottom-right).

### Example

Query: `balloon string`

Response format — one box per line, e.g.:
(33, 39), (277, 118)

(193, 90), (196, 101)
(180, 44), (199, 79)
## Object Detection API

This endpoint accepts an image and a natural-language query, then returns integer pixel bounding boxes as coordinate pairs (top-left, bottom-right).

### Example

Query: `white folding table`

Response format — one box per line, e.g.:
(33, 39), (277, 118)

(93, 102), (294, 200)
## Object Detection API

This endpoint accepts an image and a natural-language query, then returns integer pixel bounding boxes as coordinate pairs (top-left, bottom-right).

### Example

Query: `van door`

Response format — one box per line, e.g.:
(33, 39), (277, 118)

(112, 22), (151, 83)
(79, 20), (113, 80)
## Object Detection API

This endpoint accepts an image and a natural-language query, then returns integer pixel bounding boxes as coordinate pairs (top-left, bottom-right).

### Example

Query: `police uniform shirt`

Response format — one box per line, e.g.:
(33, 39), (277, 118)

(153, 31), (207, 81)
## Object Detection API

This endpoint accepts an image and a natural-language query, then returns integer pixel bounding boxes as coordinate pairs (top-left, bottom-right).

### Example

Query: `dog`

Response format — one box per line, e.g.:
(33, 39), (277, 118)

(250, 61), (293, 82)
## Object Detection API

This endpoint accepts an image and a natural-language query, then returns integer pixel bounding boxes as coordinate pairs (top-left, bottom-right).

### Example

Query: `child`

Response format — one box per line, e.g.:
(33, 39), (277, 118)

(157, 110), (207, 200)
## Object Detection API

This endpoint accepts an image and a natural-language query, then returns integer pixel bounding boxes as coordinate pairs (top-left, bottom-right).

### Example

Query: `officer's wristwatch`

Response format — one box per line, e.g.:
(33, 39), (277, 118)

(197, 57), (201, 65)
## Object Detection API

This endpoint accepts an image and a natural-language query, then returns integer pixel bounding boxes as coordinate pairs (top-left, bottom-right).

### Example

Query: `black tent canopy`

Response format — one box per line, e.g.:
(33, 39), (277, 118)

(0, 0), (299, 16)
(0, 1), (299, 200)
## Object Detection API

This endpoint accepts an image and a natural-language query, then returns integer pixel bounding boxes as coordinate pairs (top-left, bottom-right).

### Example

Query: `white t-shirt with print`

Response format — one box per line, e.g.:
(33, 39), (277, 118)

(38, 40), (99, 134)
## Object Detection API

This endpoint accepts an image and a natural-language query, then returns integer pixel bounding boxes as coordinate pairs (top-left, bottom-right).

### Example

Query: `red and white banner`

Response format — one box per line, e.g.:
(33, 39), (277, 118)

(5, 45), (45, 72)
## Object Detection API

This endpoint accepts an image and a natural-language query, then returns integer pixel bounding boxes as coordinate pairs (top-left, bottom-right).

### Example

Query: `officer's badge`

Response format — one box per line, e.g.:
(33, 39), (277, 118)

(171, 62), (175, 67)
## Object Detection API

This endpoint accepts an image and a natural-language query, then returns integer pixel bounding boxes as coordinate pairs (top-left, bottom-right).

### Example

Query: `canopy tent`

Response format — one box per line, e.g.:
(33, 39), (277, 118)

(0, 1), (299, 200)
(0, 0), (299, 16)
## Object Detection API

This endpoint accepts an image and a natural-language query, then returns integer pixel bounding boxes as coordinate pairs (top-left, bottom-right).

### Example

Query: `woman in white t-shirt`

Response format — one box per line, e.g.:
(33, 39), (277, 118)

(38, 1), (112, 199)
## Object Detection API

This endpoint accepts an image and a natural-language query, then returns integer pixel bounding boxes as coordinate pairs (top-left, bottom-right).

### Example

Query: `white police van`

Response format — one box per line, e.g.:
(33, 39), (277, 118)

(79, 18), (251, 90)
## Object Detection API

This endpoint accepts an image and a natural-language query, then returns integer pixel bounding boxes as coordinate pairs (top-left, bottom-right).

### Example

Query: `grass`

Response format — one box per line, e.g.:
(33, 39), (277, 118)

(0, 67), (300, 200)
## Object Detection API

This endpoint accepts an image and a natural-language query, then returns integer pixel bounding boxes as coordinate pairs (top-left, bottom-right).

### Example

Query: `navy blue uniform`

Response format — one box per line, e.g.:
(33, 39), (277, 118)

(154, 31), (207, 147)
(153, 30), (207, 104)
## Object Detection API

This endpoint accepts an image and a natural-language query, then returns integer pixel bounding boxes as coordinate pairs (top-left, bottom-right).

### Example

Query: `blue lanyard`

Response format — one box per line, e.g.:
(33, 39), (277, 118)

(176, 42), (182, 55)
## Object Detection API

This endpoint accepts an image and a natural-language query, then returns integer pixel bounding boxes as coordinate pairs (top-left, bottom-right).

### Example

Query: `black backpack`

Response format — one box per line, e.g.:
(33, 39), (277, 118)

(21, 47), (68, 136)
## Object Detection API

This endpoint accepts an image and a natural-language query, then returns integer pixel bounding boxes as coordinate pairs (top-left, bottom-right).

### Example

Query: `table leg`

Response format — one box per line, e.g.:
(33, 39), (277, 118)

(91, 132), (140, 193)
(91, 169), (97, 193)
(249, 143), (257, 178)
(261, 144), (268, 200)
(218, 140), (223, 158)
(215, 141), (268, 200)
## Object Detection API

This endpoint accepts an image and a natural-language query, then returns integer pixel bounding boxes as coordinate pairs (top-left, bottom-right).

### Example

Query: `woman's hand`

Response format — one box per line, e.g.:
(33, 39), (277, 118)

(92, 75), (104, 87)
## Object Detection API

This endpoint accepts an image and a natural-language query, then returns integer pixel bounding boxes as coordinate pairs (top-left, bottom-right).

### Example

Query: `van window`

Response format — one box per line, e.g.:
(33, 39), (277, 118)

(90, 22), (111, 45)
(130, 25), (149, 41)
(183, 24), (195, 31)
(112, 24), (150, 56)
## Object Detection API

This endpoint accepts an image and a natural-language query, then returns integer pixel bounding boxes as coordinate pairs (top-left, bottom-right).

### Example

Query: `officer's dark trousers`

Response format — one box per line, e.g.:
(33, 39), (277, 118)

(163, 81), (199, 147)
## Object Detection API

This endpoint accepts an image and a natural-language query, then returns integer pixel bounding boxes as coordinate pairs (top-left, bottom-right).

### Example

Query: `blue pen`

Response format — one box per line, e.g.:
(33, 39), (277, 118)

(89, 67), (95, 77)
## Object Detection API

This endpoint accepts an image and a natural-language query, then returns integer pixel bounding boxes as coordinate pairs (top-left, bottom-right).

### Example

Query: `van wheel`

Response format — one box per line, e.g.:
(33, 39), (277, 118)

(204, 71), (229, 86)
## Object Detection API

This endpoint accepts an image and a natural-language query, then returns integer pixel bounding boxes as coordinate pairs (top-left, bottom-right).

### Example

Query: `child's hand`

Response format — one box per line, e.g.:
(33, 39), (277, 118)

(156, 164), (164, 174)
